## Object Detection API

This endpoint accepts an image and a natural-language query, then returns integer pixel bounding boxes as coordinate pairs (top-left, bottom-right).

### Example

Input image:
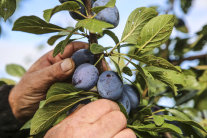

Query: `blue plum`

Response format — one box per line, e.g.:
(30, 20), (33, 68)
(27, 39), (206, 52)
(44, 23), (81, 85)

(123, 84), (140, 109)
(118, 92), (131, 114)
(92, 0), (120, 27)
(72, 63), (99, 90)
(97, 71), (123, 100)
(71, 49), (95, 67)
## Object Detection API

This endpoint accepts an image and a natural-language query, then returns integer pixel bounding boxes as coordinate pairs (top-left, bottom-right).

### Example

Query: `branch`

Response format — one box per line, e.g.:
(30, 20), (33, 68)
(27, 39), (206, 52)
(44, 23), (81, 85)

(84, 0), (105, 73)
(170, 54), (207, 65)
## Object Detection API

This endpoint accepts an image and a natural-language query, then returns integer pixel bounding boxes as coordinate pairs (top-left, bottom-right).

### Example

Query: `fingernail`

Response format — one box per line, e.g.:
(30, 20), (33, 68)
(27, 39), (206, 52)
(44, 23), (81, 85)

(61, 58), (73, 72)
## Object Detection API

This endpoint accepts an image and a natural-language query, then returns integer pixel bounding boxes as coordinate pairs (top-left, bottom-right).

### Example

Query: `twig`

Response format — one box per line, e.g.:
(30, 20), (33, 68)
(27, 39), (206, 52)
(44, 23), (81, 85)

(170, 54), (207, 65)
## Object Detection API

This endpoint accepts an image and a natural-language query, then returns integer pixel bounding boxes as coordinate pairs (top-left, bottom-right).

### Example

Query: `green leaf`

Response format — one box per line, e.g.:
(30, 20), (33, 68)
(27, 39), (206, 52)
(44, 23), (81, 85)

(137, 14), (175, 51)
(163, 115), (207, 133)
(45, 93), (81, 105)
(181, 0), (192, 14)
(90, 43), (111, 54)
(0, 0), (16, 21)
(195, 89), (207, 110)
(76, 18), (114, 34)
(39, 100), (46, 109)
(128, 123), (182, 134)
(0, 78), (16, 85)
(122, 7), (158, 44)
(47, 27), (77, 45)
(133, 130), (158, 138)
(110, 57), (122, 80)
(124, 58), (156, 97)
(53, 27), (79, 57)
(128, 54), (181, 72)
(6, 64), (26, 77)
(47, 35), (65, 45)
(118, 103), (128, 119)
(20, 119), (31, 130)
(153, 115), (165, 127)
(110, 55), (125, 72)
(46, 83), (82, 99)
(53, 112), (67, 126)
(30, 96), (92, 135)
(53, 40), (64, 57)
(122, 66), (132, 76)
(53, 37), (75, 57)
(47, 27), (77, 46)
(92, 0), (116, 14)
(12, 16), (64, 34)
(149, 71), (178, 96)
(145, 67), (200, 91)
(167, 109), (190, 120)
(43, 1), (80, 22)
(102, 30), (119, 44)
(176, 122), (205, 137)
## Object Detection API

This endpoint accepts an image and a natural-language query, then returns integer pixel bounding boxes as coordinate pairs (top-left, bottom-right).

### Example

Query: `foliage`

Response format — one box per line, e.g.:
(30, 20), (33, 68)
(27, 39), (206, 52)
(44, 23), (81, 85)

(1, 0), (207, 137)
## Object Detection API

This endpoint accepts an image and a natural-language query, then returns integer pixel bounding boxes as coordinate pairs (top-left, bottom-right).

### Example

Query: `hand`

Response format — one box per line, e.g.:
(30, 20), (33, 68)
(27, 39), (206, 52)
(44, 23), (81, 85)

(9, 42), (89, 122)
(44, 99), (136, 138)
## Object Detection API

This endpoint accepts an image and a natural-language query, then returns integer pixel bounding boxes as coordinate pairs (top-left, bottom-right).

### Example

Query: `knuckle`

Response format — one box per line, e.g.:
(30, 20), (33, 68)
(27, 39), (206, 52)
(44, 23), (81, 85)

(126, 129), (136, 138)
(111, 111), (127, 126)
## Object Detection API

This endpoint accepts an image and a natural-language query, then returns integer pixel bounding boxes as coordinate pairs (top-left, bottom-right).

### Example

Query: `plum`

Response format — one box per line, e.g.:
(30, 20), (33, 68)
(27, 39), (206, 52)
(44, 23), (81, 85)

(59, 0), (87, 20)
(118, 92), (131, 114)
(97, 71), (123, 100)
(72, 63), (99, 90)
(123, 84), (139, 109)
(71, 49), (95, 67)
(92, 0), (120, 27)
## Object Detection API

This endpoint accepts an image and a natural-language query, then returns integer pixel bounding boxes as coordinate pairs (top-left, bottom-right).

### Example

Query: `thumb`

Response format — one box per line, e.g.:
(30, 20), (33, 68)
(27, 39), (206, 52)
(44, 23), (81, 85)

(31, 58), (75, 86)
(41, 58), (75, 82)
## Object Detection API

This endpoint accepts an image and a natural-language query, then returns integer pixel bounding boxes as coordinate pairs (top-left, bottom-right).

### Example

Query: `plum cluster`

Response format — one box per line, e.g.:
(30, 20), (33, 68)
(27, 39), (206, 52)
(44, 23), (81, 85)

(71, 49), (140, 114)
(59, 0), (120, 28)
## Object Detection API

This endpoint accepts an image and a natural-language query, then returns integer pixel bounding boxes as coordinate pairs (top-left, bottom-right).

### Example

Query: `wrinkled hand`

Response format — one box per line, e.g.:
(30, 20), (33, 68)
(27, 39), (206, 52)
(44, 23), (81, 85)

(45, 99), (136, 138)
(9, 42), (89, 122)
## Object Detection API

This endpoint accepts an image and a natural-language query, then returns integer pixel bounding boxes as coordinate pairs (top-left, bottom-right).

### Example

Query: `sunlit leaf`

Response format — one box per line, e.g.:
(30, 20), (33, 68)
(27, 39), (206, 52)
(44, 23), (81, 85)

(76, 18), (114, 34)
(137, 14), (175, 51)
(122, 7), (157, 44)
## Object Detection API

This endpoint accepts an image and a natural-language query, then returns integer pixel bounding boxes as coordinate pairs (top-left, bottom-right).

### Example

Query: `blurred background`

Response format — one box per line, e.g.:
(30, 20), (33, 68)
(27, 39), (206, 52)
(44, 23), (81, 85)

(0, 0), (207, 80)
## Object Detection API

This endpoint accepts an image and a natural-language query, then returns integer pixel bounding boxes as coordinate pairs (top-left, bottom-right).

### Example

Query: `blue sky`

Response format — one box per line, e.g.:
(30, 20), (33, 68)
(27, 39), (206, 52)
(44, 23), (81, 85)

(0, 0), (207, 79)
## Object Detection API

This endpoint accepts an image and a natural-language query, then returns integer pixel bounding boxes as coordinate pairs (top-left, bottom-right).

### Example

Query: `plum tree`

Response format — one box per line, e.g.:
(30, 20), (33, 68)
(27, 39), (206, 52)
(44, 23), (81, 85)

(59, 0), (87, 20)
(97, 71), (123, 100)
(123, 84), (139, 109)
(71, 49), (95, 67)
(118, 92), (131, 114)
(92, 0), (119, 27)
(9, 0), (207, 137)
(72, 63), (99, 90)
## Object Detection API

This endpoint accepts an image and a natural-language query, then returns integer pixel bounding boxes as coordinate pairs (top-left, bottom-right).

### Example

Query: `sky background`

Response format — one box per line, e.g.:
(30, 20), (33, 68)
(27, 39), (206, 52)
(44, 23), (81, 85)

(0, 0), (207, 81)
